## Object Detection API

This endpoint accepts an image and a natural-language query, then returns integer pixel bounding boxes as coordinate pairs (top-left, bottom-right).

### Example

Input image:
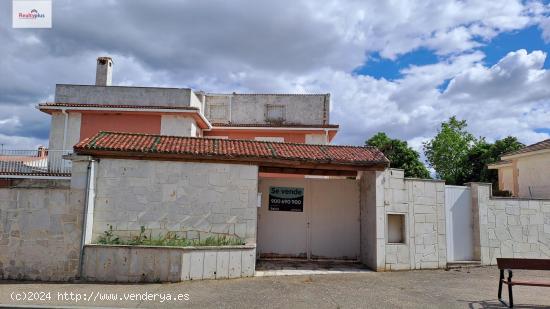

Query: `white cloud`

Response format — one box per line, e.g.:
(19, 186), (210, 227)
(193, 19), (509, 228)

(0, 0), (549, 150)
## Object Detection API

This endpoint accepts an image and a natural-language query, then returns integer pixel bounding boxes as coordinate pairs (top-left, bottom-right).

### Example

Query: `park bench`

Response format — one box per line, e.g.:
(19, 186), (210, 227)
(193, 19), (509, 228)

(497, 258), (550, 308)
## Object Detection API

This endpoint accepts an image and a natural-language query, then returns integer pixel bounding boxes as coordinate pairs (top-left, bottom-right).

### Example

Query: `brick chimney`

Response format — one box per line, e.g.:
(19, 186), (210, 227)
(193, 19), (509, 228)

(95, 57), (113, 86)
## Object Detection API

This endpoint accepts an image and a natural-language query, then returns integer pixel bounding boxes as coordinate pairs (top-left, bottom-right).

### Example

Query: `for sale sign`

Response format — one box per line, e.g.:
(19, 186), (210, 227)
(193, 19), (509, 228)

(268, 187), (304, 212)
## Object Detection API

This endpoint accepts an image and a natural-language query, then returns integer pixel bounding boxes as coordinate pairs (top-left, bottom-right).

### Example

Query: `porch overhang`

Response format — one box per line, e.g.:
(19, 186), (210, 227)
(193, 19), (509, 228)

(73, 131), (389, 175)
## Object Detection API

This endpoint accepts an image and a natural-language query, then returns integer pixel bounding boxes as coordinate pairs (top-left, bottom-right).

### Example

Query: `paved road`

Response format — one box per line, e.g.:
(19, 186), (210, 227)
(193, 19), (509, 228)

(1, 266), (549, 308)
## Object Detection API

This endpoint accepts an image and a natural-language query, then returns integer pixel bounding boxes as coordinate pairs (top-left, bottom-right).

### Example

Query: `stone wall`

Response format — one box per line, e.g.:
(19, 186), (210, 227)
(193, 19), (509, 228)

(471, 183), (550, 265)
(92, 159), (258, 243)
(382, 169), (447, 270)
(83, 244), (256, 282)
(0, 180), (83, 281)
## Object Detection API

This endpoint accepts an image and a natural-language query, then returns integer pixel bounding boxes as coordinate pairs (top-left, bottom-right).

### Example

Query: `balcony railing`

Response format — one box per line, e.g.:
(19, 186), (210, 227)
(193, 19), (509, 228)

(0, 149), (72, 178)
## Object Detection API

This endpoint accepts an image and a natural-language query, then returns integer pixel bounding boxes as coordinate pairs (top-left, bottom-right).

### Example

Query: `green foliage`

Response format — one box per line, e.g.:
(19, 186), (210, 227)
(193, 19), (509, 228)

(464, 136), (524, 187)
(97, 225), (120, 245)
(423, 116), (477, 185)
(423, 116), (524, 187)
(366, 132), (430, 179)
(95, 226), (244, 247)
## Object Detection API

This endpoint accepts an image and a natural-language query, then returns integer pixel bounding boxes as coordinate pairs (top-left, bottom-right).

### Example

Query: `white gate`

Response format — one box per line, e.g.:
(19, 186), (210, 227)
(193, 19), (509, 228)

(445, 185), (474, 261)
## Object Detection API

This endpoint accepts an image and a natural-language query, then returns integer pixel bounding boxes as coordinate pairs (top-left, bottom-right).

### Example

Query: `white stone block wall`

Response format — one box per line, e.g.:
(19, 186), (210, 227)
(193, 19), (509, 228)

(0, 180), (82, 281)
(382, 169), (446, 270)
(471, 183), (550, 265)
(92, 159), (258, 244)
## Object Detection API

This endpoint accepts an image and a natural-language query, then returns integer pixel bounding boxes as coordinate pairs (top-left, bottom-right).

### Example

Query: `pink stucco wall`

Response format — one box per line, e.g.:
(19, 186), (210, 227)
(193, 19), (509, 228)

(80, 113), (161, 141)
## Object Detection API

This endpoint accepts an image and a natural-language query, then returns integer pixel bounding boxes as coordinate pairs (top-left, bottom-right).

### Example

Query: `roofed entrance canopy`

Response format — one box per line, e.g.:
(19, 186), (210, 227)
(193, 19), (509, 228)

(74, 131), (390, 176)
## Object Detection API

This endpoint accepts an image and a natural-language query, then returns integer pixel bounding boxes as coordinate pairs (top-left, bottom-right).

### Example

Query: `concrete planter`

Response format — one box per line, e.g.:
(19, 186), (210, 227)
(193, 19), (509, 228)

(82, 244), (256, 283)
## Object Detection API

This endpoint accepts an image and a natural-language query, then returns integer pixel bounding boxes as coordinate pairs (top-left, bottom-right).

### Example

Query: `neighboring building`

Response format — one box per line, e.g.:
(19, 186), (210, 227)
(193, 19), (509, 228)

(3, 56), (336, 179)
(488, 139), (550, 198)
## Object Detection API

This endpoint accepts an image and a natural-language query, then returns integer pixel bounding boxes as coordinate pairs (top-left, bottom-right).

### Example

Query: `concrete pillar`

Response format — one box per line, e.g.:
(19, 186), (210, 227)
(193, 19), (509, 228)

(359, 170), (386, 271)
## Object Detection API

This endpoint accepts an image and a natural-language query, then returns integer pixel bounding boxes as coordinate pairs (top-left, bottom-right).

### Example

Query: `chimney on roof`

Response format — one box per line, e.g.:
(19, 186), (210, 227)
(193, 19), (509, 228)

(95, 57), (113, 86)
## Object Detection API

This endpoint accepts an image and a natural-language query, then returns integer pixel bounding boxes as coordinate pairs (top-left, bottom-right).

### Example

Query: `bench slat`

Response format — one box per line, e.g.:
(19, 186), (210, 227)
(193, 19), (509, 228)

(502, 280), (550, 287)
(497, 258), (550, 270)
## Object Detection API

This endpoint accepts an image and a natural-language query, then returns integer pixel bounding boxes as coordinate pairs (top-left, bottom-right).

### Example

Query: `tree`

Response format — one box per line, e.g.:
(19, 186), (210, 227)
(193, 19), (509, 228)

(423, 116), (476, 185)
(423, 116), (525, 187)
(366, 132), (430, 178)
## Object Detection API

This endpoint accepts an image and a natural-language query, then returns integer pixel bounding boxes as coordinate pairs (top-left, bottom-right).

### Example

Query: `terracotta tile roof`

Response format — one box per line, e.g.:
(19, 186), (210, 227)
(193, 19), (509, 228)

(74, 131), (389, 169)
(502, 139), (550, 157)
(211, 123), (339, 129)
(38, 103), (199, 111)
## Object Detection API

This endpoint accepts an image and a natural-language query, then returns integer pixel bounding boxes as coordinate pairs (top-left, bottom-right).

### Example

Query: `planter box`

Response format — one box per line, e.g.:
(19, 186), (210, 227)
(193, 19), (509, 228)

(82, 244), (256, 283)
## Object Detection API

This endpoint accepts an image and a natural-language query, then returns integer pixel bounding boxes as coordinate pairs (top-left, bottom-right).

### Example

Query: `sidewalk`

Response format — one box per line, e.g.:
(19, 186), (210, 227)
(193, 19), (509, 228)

(1, 266), (549, 308)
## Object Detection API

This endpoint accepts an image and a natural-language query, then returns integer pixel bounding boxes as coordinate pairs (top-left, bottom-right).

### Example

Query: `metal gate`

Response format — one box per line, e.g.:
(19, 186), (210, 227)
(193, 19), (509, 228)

(445, 185), (474, 261)
(257, 178), (360, 260)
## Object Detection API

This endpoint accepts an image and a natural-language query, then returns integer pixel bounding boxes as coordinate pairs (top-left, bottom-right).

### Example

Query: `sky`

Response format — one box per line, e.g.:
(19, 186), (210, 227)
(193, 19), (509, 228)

(0, 0), (549, 152)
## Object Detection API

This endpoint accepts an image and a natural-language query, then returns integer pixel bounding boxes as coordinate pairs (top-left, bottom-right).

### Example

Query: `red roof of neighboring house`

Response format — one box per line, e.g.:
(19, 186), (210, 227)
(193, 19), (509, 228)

(502, 139), (550, 158)
(38, 103), (211, 129)
(74, 131), (389, 170)
(38, 103), (199, 111)
(211, 123), (339, 129)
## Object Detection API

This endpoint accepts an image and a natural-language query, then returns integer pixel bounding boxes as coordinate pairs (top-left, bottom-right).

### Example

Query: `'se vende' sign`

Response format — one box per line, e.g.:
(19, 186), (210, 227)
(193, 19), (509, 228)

(268, 187), (304, 212)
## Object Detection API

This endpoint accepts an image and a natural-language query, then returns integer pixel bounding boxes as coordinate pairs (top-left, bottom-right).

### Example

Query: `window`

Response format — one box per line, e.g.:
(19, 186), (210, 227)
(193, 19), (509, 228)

(387, 214), (405, 244)
(208, 104), (227, 122)
(266, 105), (285, 122)
(254, 137), (284, 142)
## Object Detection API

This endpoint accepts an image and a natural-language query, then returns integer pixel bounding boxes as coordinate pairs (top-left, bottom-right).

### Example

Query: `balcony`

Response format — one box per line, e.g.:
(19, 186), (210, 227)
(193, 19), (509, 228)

(0, 148), (72, 179)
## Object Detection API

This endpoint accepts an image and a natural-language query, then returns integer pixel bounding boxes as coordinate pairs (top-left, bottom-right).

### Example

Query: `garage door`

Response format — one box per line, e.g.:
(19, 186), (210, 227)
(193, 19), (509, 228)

(257, 178), (360, 260)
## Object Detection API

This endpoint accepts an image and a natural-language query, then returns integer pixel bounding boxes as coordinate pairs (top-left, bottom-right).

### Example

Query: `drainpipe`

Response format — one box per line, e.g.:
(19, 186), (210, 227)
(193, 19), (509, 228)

(324, 129), (329, 144)
(61, 109), (68, 151)
(78, 158), (96, 279)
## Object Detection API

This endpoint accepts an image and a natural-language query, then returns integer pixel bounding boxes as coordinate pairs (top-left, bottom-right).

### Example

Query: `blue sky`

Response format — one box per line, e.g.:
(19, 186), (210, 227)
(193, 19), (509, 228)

(355, 25), (550, 81)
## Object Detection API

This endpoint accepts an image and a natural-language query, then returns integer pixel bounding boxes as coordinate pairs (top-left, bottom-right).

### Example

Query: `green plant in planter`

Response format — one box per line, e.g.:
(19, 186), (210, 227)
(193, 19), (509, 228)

(95, 226), (245, 247)
(97, 225), (120, 245)
(126, 226), (149, 245)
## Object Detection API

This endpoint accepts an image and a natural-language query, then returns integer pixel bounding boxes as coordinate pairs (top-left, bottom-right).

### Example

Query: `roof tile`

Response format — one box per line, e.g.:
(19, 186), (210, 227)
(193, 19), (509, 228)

(74, 131), (389, 168)
(38, 103), (199, 111)
(503, 139), (550, 157)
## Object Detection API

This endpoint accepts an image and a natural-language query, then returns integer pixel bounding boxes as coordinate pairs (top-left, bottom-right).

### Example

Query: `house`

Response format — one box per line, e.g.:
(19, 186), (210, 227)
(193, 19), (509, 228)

(39, 57), (337, 152)
(488, 139), (550, 199)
